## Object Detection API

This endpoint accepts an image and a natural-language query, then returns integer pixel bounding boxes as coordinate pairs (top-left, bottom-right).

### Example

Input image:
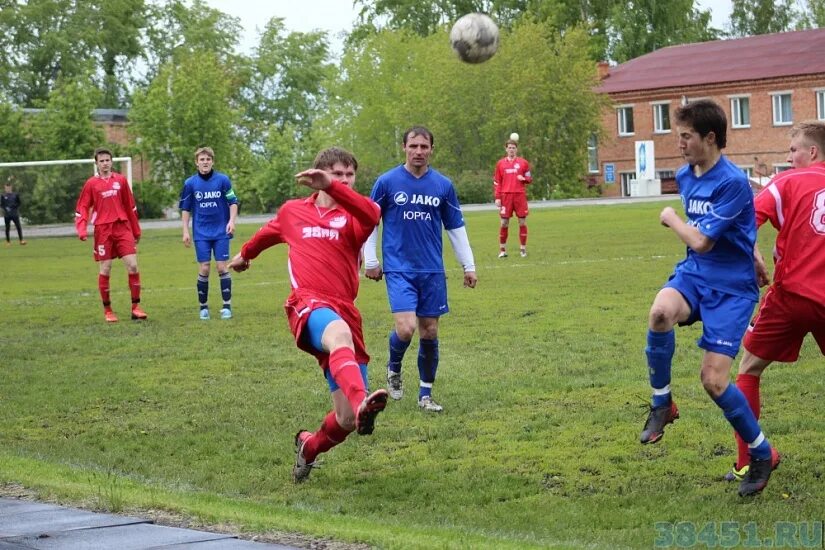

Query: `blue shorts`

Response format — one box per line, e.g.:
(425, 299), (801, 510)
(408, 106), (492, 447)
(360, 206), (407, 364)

(304, 307), (369, 392)
(385, 271), (449, 317)
(665, 271), (757, 357)
(194, 238), (230, 263)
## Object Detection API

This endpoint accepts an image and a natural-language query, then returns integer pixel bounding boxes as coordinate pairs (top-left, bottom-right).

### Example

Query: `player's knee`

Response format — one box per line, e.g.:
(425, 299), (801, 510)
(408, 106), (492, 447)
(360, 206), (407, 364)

(699, 365), (727, 397)
(648, 305), (675, 330)
(325, 321), (354, 350)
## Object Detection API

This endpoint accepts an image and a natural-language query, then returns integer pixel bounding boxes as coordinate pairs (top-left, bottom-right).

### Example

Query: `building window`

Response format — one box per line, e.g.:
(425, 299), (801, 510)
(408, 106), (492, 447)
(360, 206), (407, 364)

(774, 164), (792, 174)
(617, 106), (634, 136)
(587, 134), (599, 173)
(656, 170), (675, 180)
(652, 103), (670, 133)
(740, 166), (754, 179)
(817, 90), (825, 120)
(730, 97), (750, 128)
(771, 93), (792, 125)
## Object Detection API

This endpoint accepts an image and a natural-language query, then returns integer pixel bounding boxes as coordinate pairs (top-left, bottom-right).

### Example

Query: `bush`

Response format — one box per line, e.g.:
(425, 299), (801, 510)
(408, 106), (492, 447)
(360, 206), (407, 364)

(133, 180), (176, 219)
(452, 169), (493, 205)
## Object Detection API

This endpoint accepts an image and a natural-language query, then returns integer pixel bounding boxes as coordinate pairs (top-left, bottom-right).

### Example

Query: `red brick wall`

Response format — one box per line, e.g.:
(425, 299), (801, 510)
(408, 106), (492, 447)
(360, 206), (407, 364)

(595, 74), (825, 197)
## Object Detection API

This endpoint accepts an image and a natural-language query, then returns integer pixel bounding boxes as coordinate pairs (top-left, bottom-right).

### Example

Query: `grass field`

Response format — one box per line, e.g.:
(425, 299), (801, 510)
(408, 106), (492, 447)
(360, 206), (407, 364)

(1, 201), (824, 549)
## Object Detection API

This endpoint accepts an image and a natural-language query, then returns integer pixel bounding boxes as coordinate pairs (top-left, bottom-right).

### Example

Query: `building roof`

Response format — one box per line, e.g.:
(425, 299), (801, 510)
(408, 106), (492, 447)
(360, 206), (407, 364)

(598, 27), (825, 94)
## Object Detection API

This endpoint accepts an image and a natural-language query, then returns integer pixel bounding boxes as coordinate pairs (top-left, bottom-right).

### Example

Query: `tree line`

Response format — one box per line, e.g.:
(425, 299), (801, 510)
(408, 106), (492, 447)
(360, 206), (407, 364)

(0, 0), (822, 223)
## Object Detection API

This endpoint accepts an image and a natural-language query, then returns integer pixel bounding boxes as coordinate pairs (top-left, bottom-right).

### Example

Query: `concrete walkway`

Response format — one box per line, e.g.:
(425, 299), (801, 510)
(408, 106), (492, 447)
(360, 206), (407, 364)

(21, 195), (676, 239)
(0, 498), (293, 549)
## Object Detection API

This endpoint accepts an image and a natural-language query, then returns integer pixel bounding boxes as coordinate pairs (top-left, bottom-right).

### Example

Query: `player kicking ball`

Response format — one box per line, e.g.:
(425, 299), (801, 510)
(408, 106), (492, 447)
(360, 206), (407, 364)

(639, 100), (777, 497)
(228, 147), (387, 483)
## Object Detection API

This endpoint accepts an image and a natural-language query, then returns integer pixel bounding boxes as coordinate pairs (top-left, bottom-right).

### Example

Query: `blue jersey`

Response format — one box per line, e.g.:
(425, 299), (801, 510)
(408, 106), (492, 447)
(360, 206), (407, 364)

(179, 170), (238, 241)
(370, 165), (466, 273)
(673, 155), (757, 300)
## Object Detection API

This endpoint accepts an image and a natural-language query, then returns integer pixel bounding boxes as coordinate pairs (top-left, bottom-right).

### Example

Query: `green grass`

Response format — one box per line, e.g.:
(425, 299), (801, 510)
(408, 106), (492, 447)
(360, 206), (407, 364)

(1, 201), (823, 549)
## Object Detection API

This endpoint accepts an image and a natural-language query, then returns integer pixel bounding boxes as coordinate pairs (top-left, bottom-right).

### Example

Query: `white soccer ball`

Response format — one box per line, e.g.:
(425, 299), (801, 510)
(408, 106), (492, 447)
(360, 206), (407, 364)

(450, 13), (499, 64)
(510, 133), (519, 142)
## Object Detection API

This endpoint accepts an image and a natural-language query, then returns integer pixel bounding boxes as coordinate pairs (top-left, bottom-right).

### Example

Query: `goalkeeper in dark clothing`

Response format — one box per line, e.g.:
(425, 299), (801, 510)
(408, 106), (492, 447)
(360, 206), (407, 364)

(1, 179), (26, 246)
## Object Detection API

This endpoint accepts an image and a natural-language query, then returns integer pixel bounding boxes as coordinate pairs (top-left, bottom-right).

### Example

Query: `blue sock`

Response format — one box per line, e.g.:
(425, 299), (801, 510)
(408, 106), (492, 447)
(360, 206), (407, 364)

(714, 384), (771, 460)
(197, 275), (209, 309)
(646, 329), (674, 407)
(418, 338), (439, 399)
(388, 331), (410, 373)
(219, 271), (231, 308)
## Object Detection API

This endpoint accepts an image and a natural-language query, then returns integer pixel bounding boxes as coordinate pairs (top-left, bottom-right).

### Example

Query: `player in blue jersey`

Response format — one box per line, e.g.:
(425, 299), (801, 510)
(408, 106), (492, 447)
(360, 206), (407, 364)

(364, 126), (477, 412)
(179, 146), (239, 320)
(639, 100), (777, 497)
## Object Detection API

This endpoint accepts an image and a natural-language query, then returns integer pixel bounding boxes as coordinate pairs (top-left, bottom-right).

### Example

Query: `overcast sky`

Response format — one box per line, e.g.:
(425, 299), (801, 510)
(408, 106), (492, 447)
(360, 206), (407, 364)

(204, 0), (733, 55)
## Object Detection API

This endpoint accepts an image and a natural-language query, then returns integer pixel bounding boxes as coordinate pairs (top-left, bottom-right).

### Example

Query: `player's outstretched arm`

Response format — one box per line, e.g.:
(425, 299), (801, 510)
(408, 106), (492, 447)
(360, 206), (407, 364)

(228, 252), (250, 272)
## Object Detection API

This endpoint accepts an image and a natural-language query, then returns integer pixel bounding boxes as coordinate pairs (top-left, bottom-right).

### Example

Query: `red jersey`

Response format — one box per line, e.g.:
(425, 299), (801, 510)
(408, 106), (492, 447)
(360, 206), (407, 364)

(241, 181), (380, 302)
(755, 161), (825, 303)
(493, 156), (532, 199)
(75, 172), (141, 240)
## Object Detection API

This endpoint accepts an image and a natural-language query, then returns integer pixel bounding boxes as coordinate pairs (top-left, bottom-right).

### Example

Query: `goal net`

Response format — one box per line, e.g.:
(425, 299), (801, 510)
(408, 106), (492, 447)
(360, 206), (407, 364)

(0, 157), (132, 225)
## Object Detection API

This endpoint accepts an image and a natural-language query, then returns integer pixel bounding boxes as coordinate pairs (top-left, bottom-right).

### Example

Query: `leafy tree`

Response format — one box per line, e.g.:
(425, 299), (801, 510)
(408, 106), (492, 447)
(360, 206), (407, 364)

(26, 76), (104, 223)
(728, 0), (797, 36)
(141, 0), (243, 82)
(244, 18), (334, 149)
(0, 98), (30, 160)
(130, 49), (243, 192)
(329, 18), (605, 201)
(92, 0), (147, 107)
(607, 0), (718, 62)
(792, 0), (825, 28)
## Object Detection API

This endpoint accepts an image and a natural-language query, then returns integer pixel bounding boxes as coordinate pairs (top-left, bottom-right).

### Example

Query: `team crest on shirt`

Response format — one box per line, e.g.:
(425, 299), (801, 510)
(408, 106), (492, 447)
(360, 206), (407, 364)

(394, 192), (409, 205)
(329, 215), (347, 229)
(195, 191), (203, 200)
(113, 182), (121, 190)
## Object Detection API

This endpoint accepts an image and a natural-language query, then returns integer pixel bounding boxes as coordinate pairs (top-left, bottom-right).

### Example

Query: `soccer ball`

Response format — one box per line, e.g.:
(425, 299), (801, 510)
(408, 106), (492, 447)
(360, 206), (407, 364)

(510, 132), (519, 142)
(450, 13), (499, 64)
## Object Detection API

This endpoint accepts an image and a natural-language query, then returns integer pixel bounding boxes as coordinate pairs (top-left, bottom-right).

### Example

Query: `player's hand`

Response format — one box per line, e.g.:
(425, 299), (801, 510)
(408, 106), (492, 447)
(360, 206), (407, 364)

(517, 175), (525, 182)
(135, 236), (140, 244)
(228, 252), (250, 272)
(659, 206), (677, 227)
(226, 221), (235, 236)
(494, 199), (501, 207)
(295, 168), (332, 191)
(78, 234), (87, 241)
(182, 232), (191, 247)
(463, 271), (477, 288)
(753, 247), (770, 287)
(365, 266), (383, 281)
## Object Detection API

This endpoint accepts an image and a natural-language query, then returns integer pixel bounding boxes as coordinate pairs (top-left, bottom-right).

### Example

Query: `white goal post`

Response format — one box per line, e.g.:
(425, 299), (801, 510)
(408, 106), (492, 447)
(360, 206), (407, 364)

(0, 157), (133, 187)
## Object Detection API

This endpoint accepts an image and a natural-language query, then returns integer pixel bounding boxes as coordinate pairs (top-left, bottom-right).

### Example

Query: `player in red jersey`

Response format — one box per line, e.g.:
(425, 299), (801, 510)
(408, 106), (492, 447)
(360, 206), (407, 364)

(75, 148), (147, 323)
(493, 138), (532, 258)
(726, 121), (825, 482)
(228, 147), (388, 483)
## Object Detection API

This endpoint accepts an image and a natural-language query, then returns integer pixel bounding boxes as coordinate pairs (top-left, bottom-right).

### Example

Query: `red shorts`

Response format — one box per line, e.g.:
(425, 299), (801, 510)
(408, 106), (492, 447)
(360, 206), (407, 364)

(92, 221), (137, 261)
(284, 288), (370, 370)
(499, 193), (528, 219)
(743, 285), (825, 362)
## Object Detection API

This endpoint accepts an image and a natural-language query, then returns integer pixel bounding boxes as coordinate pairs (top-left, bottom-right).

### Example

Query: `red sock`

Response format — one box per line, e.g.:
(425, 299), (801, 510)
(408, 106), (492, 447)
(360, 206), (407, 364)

(98, 274), (111, 309)
(128, 272), (141, 304)
(499, 226), (508, 248)
(735, 373), (761, 469)
(519, 225), (528, 246)
(328, 347), (366, 414)
(302, 411), (352, 463)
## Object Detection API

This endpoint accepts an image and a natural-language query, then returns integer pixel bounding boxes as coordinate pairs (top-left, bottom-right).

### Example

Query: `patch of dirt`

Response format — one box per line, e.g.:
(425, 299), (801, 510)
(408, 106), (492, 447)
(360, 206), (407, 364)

(0, 483), (372, 549)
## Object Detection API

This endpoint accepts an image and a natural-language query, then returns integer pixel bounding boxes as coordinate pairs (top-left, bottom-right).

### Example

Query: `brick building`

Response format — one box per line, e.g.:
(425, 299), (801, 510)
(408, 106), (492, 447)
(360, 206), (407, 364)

(592, 28), (825, 197)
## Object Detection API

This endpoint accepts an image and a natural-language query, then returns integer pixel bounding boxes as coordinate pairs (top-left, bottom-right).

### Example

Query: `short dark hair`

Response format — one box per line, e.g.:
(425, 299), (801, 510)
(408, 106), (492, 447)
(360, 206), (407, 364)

(673, 100), (727, 149)
(402, 126), (434, 146)
(505, 139), (518, 147)
(313, 147), (358, 171)
(93, 147), (113, 160)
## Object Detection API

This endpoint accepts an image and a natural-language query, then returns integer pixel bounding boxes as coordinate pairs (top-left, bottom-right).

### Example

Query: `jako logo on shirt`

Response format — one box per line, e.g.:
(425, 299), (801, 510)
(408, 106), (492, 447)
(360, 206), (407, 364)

(686, 199), (711, 215)
(194, 191), (222, 200)
(410, 194), (440, 207)
(394, 192), (408, 205)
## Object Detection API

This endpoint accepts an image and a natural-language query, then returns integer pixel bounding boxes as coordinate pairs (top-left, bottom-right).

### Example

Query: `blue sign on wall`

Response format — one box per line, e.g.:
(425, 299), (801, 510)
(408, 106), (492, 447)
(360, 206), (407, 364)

(604, 163), (615, 184)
